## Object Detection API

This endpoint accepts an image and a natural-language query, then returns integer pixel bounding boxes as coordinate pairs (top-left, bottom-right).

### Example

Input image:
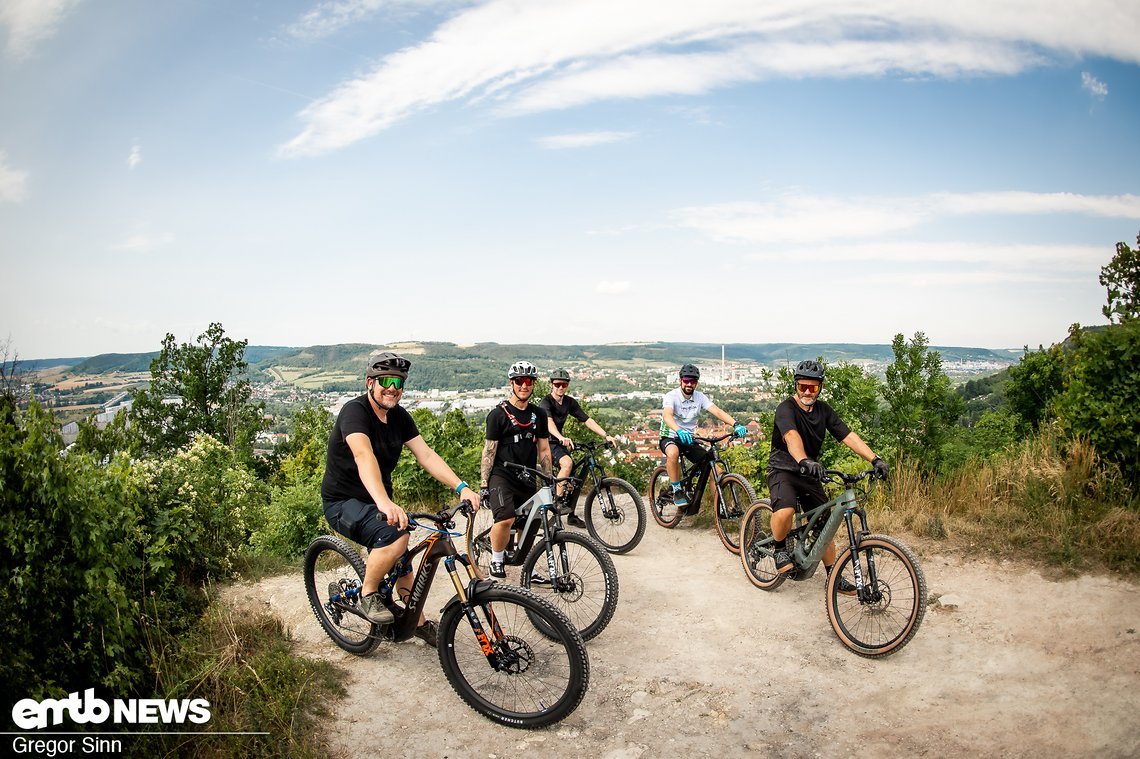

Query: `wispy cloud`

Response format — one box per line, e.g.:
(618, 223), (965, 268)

(744, 241), (1107, 268)
(1081, 71), (1108, 99)
(596, 280), (630, 295)
(673, 191), (1140, 245)
(286, 0), (465, 41)
(0, 151), (29, 203)
(280, 0), (1140, 156)
(536, 131), (635, 149)
(109, 231), (175, 253)
(0, 0), (82, 61)
(127, 144), (142, 170)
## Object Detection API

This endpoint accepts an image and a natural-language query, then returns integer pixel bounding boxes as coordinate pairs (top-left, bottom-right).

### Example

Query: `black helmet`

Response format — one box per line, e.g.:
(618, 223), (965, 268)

(679, 363), (700, 379)
(366, 350), (411, 379)
(508, 360), (539, 380)
(550, 368), (570, 381)
(794, 360), (825, 381)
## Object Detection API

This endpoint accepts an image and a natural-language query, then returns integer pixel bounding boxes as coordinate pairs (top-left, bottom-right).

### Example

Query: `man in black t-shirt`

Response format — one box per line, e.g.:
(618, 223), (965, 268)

(480, 360), (552, 578)
(538, 368), (616, 527)
(767, 360), (889, 591)
(322, 351), (480, 637)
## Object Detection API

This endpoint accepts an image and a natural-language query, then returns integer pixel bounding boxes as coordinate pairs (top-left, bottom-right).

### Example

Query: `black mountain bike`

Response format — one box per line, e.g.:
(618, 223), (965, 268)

(466, 463), (619, 641)
(558, 441), (646, 554)
(648, 432), (756, 554)
(303, 502), (590, 728)
(739, 468), (927, 658)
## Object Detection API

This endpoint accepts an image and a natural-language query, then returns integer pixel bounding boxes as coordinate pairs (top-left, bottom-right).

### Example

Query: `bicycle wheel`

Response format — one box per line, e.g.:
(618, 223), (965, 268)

(438, 585), (590, 729)
(465, 501), (496, 579)
(521, 532), (619, 641)
(826, 534), (928, 658)
(583, 477), (647, 554)
(714, 473), (755, 554)
(303, 535), (381, 655)
(740, 500), (786, 590)
(648, 465), (682, 528)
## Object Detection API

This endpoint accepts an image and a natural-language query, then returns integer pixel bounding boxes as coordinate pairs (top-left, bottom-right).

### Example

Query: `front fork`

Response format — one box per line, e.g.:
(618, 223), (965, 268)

(842, 507), (879, 603)
(447, 555), (511, 666)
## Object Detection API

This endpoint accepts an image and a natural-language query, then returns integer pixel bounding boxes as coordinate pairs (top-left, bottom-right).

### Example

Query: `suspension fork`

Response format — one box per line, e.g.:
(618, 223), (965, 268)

(842, 506), (877, 603)
(540, 506), (572, 583)
(446, 554), (508, 663)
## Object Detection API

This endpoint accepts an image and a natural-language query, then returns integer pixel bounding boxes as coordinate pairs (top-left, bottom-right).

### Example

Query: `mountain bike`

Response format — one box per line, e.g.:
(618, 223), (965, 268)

(648, 432), (756, 554)
(465, 463), (619, 641)
(557, 440), (646, 554)
(303, 502), (590, 728)
(739, 468), (927, 658)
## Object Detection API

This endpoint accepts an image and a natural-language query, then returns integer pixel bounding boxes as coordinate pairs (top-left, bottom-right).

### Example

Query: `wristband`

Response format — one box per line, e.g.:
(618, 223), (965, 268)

(455, 480), (469, 495)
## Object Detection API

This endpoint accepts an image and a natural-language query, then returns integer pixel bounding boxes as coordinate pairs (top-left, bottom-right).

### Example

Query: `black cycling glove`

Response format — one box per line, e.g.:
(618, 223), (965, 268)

(799, 458), (825, 480)
(872, 457), (890, 479)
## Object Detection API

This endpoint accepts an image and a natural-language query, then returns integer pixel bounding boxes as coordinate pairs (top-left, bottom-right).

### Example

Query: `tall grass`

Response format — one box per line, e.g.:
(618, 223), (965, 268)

(872, 424), (1140, 572)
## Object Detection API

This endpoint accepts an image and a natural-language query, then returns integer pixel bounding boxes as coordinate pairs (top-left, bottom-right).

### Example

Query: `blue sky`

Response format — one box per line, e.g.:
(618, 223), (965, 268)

(2, 0), (1139, 360)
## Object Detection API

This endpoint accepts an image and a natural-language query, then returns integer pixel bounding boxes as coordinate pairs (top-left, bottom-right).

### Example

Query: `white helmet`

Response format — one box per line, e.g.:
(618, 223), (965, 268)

(507, 360), (538, 380)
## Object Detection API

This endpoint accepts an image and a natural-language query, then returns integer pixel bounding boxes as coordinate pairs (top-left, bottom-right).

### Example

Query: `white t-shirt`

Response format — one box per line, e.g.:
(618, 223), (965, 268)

(659, 388), (712, 437)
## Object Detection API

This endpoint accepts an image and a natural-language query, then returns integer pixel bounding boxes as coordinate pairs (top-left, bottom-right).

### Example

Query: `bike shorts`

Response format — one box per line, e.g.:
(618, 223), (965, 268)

(487, 473), (537, 523)
(767, 469), (828, 513)
(658, 436), (706, 464)
(323, 498), (404, 550)
(550, 441), (573, 467)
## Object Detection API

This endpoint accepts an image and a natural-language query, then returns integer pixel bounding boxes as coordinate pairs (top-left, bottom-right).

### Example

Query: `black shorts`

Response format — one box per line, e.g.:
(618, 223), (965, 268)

(550, 441), (573, 466)
(323, 498), (403, 549)
(659, 437), (706, 465)
(767, 469), (828, 513)
(487, 473), (537, 522)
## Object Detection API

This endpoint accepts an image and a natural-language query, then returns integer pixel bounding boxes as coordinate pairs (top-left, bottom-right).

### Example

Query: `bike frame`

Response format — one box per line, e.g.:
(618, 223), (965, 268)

(674, 435), (734, 517)
(564, 443), (607, 507)
(489, 464), (580, 584)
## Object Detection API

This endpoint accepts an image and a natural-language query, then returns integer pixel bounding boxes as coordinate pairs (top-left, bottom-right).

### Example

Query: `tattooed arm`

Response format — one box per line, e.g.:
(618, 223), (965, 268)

(480, 440), (498, 488)
(537, 437), (552, 478)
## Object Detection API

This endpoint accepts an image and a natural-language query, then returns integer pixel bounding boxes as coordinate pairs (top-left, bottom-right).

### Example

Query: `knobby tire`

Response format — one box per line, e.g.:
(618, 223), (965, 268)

(583, 477), (647, 554)
(303, 535), (382, 655)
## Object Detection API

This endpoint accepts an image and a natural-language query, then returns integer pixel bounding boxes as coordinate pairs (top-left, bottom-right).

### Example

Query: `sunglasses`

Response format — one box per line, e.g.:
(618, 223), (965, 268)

(511, 377), (535, 387)
(552, 381), (568, 388)
(681, 378), (699, 385)
(376, 376), (405, 389)
(796, 382), (821, 394)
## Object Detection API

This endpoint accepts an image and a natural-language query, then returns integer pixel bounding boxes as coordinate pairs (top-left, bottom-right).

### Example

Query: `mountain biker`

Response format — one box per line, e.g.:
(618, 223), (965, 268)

(321, 350), (481, 644)
(659, 363), (748, 512)
(480, 360), (553, 578)
(767, 359), (890, 594)
(538, 368), (617, 528)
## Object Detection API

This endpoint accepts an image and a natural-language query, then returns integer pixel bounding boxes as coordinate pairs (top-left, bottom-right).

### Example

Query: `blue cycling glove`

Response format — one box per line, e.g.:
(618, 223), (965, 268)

(733, 424), (747, 438)
(675, 429), (694, 445)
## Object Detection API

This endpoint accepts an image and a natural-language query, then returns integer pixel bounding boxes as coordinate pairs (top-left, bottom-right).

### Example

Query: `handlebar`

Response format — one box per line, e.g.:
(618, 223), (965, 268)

(504, 461), (581, 488)
(821, 468), (881, 486)
(407, 500), (474, 532)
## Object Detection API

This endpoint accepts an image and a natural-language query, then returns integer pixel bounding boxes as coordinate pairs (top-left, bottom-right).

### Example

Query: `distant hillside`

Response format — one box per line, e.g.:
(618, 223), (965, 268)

(37, 340), (1020, 392)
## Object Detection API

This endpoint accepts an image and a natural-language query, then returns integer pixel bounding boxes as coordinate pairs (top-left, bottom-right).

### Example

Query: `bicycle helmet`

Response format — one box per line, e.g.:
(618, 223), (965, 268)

(793, 360), (825, 381)
(679, 363), (701, 379)
(365, 350), (411, 379)
(507, 360), (539, 380)
(550, 368), (571, 381)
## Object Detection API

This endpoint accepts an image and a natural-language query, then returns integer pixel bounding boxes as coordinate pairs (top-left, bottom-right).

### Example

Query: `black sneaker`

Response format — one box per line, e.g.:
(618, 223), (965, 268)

(833, 576), (858, 596)
(566, 513), (586, 528)
(414, 619), (438, 647)
(489, 561), (506, 579)
(774, 550), (794, 574)
(529, 572), (551, 586)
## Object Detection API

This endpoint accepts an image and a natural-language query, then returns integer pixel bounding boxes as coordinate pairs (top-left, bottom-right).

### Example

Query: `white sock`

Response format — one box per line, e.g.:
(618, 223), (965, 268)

(492, 550), (505, 563)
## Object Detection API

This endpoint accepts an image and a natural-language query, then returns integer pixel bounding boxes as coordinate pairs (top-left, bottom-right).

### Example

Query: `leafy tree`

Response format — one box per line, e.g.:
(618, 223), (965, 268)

(131, 323), (267, 458)
(271, 402), (334, 486)
(1101, 232), (1140, 323)
(1055, 321), (1140, 484)
(881, 332), (964, 470)
(1005, 345), (1065, 430)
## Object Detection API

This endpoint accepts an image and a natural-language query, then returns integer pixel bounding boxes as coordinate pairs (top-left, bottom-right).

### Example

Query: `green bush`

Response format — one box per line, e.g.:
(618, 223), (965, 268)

(250, 474), (326, 558)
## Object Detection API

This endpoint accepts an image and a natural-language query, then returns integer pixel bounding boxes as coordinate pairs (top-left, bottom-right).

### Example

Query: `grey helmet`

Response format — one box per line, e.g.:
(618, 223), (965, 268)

(550, 368), (571, 381)
(793, 360), (825, 381)
(679, 363), (701, 379)
(508, 360), (539, 380)
(366, 351), (411, 379)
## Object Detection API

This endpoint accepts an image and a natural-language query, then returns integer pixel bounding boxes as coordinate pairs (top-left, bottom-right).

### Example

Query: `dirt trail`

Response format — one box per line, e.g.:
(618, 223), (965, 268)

(229, 521), (1140, 758)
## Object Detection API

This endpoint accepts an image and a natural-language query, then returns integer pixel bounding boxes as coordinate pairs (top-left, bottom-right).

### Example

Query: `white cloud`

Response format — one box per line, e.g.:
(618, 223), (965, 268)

(0, 0), (82, 61)
(127, 145), (142, 170)
(596, 280), (631, 295)
(1081, 71), (1108, 99)
(109, 232), (175, 253)
(280, 0), (1140, 156)
(673, 191), (1140, 245)
(0, 151), (29, 203)
(536, 131), (635, 149)
(743, 241), (1107, 268)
